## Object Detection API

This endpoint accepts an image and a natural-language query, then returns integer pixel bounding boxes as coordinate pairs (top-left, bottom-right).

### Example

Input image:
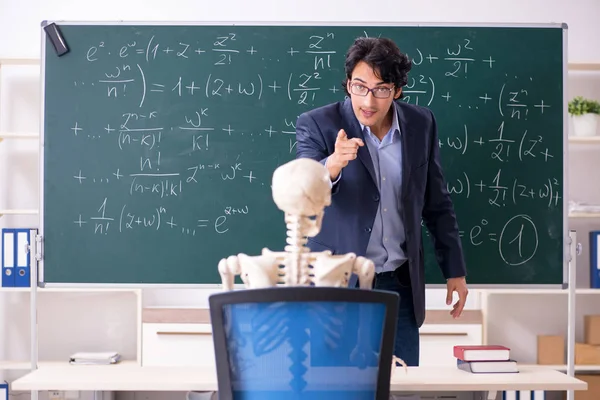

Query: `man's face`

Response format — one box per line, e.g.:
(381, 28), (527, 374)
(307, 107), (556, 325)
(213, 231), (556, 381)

(347, 61), (401, 130)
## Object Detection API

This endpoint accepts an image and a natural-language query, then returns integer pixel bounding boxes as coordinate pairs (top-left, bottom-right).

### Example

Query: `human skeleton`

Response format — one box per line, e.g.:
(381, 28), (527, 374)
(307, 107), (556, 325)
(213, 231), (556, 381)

(218, 158), (376, 290)
(217, 158), (407, 373)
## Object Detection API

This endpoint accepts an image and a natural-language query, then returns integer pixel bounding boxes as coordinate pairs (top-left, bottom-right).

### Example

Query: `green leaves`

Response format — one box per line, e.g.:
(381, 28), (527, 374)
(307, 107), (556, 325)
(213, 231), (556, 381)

(568, 96), (600, 116)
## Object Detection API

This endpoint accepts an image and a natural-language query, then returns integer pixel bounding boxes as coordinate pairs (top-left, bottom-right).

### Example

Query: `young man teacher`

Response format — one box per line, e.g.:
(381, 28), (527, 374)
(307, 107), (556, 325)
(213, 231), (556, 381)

(295, 37), (469, 366)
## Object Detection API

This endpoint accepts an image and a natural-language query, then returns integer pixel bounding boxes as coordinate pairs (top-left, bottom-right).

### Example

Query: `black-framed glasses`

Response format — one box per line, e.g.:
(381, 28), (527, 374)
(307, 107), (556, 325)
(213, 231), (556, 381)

(349, 83), (395, 99)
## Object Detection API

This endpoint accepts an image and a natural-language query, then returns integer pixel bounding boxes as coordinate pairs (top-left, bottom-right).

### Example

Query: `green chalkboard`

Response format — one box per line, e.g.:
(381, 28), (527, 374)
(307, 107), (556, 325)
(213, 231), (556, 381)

(40, 22), (566, 286)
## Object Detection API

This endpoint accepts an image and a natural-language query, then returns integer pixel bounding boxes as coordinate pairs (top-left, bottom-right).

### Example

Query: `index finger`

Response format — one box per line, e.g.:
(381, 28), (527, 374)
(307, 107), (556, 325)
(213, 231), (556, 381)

(349, 138), (364, 146)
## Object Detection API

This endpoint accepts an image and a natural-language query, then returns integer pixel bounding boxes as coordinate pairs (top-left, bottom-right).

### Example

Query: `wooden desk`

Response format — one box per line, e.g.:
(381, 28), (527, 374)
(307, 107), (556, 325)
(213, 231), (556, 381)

(12, 363), (587, 399)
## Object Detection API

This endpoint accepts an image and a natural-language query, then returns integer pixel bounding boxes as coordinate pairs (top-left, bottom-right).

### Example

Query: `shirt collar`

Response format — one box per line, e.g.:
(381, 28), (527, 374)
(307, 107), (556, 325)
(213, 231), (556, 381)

(359, 101), (401, 143)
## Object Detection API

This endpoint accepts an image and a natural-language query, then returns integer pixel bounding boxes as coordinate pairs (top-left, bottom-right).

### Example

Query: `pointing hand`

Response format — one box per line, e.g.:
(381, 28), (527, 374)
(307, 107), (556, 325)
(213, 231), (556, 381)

(330, 129), (364, 170)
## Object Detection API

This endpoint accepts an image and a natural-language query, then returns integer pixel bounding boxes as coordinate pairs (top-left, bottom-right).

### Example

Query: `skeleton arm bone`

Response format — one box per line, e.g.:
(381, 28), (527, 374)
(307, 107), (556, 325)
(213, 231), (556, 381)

(237, 253), (280, 288)
(311, 253), (356, 287)
(392, 356), (408, 375)
(218, 255), (241, 291)
(352, 256), (375, 290)
(218, 253), (280, 290)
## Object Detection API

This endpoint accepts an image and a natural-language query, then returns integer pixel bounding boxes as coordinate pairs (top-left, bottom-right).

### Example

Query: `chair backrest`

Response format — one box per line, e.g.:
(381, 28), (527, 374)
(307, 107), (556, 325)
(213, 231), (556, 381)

(209, 287), (399, 400)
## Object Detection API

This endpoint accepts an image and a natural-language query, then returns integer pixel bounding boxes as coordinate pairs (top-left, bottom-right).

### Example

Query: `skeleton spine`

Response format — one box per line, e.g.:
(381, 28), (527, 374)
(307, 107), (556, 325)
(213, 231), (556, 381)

(284, 214), (311, 285)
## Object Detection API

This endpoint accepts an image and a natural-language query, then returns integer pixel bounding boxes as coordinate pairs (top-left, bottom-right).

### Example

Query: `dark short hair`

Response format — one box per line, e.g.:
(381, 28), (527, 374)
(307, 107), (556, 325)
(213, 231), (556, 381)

(342, 37), (412, 98)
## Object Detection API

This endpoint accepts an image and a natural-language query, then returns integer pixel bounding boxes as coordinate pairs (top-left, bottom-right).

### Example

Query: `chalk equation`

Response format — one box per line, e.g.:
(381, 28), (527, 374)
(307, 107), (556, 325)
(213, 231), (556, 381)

(75, 197), (249, 236)
(445, 169), (560, 208)
(442, 121), (555, 161)
(69, 110), (299, 154)
(79, 67), (554, 112)
(423, 214), (539, 266)
(72, 31), (554, 114)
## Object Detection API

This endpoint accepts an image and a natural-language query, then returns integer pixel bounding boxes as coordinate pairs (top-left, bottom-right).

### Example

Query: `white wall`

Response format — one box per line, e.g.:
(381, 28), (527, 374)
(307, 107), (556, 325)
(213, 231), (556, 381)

(1, 0), (600, 398)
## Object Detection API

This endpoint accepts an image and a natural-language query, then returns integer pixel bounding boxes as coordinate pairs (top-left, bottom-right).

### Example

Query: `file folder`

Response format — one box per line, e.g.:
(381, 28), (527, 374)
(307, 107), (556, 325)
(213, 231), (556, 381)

(533, 390), (545, 400)
(591, 231), (600, 289)
(2, 228), (36, 288)
(503, 390), (517, 400)
(0, 381), (7, 400)
(2, 229), (15, 287)
(14, 229), (31, 287)
(504, 390), (545, 400)
(519, 390), (532, 399)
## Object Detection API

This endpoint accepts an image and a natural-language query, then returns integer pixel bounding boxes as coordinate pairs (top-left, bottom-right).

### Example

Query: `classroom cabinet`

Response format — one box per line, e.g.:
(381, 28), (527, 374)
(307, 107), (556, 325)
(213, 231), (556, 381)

(142, 323), (215, 367)
(140, 308), (483, 368)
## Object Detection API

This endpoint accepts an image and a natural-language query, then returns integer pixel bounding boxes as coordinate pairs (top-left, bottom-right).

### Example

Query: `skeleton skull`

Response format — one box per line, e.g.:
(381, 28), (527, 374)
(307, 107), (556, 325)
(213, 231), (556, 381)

(271, 158), (331, 237)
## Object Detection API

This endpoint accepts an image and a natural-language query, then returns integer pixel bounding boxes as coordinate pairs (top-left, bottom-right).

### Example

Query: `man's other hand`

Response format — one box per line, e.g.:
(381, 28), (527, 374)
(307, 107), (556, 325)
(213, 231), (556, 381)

(446, 276), (468, 319)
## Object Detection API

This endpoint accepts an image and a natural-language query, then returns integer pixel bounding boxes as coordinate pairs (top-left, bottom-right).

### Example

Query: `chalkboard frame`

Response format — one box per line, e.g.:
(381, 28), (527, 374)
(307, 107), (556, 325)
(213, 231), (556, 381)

(37, 21), (570, 288)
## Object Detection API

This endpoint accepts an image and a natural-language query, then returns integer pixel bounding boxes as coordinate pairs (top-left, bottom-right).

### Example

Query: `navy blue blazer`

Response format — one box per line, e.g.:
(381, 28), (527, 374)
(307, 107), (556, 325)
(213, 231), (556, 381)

(295, 98), (467, 327)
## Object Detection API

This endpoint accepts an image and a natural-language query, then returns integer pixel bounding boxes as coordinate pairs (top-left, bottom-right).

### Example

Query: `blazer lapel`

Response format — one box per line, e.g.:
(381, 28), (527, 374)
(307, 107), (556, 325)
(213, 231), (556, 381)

(396, 102), (417, 200)
(341, 98), (377, 185)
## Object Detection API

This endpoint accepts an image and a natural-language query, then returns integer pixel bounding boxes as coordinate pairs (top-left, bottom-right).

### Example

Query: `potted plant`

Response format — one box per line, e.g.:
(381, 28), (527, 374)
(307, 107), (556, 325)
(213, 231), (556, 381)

(568, 96), (600, 137)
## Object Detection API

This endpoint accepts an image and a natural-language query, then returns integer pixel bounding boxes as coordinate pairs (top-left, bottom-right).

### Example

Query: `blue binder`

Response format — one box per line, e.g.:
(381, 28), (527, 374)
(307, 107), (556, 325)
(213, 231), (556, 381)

(0, 381), (8, 400)
(14, 229), (32, 287)
(1, 228), (34, 288)
(590, 231), (600, 289)
(1, 229), (15, 287)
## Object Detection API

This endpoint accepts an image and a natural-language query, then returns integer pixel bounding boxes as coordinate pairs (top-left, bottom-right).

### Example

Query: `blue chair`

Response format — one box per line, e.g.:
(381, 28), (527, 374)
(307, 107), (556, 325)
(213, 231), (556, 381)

(209, 286), (399, 400)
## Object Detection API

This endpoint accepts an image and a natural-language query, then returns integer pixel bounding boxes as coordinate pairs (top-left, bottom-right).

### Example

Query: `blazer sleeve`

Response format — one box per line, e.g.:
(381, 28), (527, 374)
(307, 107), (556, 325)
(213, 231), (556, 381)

(421, 109), (467, 279)
(295, 112), (342, 194)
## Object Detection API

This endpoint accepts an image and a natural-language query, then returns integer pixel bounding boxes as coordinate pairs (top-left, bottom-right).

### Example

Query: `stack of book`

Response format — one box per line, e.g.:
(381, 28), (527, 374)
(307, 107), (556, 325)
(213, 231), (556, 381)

(454, 345), (519, 373)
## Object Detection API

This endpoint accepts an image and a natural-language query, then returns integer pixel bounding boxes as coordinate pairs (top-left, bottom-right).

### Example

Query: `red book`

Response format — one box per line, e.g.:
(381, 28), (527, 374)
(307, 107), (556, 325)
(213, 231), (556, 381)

(453, 345), (510, 361)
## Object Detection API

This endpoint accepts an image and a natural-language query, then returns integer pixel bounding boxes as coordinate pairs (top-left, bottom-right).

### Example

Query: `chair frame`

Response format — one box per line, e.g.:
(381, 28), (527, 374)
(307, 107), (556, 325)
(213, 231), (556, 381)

(209, 286), (399, 400)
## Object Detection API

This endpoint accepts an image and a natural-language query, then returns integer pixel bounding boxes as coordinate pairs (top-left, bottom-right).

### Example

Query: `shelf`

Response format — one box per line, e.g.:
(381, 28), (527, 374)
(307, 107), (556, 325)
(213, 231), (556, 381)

(0, 209), (39, 216)
(0, 287), (141, 293)
(0, 132), (39, 141)
(574, 289), (600, 294)
(0, 59), (39, 66)
(0, 288), (32, 293)
(568, 63), (600, 71)
(36, 360), (139, 367)
(37, 288), (141, 293)
(522, 364), (600, 372)
(0, 361), (32, 370)
(0, 360), (138, 370)
(479, 288), (600, 294)
(569, 212), (600, 218)
(569, 136), (600, 144)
